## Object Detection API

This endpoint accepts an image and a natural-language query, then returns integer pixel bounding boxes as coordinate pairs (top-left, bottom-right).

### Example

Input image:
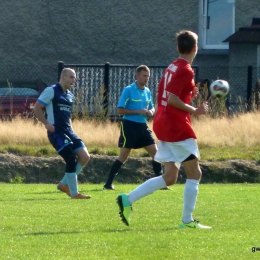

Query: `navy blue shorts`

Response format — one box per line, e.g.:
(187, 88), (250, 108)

(118, 119), (155, 149)
(48, 127), (85, 153)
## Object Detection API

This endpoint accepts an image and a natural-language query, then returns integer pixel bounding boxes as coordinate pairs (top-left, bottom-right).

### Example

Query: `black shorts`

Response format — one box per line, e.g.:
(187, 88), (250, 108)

(118, 119), (155, 149)
(48, 127), (85, 153)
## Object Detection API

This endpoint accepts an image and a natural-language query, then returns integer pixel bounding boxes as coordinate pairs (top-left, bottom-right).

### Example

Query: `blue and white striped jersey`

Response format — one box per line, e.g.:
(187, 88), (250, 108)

(37, 83), (74, 131)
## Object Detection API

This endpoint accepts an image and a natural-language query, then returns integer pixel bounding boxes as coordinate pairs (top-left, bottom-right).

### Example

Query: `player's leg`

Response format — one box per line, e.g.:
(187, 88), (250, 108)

(59, 145), (91, 199)
(144, 144), (163, 176)
(179, 156), (211, 228)
(117, 140), (178, 225)
(59, 134), (89, 184)
(103, 147), (131, 190)
(48, 132), (72, 195)
(141, 124), (163, 177)
(144, 144), (171, 190)
(58, 145), (78, 197)
(128, 161), (178, 204)
(104, 119), (135, 190)
(117, 162), (178, 226)
(74, 147), (90, 175)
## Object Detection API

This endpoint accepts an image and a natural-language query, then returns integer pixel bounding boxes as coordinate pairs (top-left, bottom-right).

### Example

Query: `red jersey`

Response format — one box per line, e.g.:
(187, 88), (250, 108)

(153, 58), (196, 142)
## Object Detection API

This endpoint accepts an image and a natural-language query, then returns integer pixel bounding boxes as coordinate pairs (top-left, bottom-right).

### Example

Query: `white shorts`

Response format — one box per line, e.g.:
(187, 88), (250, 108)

(154, 138), (200, 169)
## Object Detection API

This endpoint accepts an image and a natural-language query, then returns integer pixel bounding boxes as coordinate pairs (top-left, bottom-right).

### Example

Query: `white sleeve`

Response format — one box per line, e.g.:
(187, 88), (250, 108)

(37, 87), (54, 106)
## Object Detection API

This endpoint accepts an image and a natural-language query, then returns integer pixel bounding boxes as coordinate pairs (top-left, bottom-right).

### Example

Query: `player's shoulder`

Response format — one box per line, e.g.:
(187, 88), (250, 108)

(122, 82), (136, 94)
(42, 85), (55, 94)
(144, 86), (151, 93)
(173, 59), (193, 77)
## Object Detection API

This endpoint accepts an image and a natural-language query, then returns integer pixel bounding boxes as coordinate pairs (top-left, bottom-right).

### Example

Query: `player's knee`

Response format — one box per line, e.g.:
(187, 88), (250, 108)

(118, 155), (128, 163)
(79, 153), (90, 166)
(187, 168), (202, 181)
(163, 174), (178, 186)
(59, 146), (78, 173)
(166, 177), (177, 186)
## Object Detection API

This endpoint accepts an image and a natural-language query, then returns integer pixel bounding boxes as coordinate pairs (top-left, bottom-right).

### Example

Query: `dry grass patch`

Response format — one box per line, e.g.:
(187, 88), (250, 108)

(0, 112), (260, 158)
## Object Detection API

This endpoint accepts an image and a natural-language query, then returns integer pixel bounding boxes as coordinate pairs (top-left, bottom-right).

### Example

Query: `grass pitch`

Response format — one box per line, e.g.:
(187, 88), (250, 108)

(0, 184), (259, 260)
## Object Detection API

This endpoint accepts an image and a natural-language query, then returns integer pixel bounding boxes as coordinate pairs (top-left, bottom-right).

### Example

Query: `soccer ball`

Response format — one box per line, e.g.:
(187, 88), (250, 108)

(209, 80), (230, 98)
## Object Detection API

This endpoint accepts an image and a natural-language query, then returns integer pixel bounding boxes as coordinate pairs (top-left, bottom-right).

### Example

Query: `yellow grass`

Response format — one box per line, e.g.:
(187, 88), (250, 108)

(0, 112), (260, 149)
(193, 112), (260, 147)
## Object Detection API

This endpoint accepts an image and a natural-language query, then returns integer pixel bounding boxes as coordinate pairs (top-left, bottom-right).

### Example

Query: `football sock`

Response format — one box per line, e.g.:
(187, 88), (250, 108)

(60, 163), (82, 185)
(182, 179), (199, 223)
(60, 175), (68, 186)
(76, 163), (83, 175)
(128, 176), (166, 205)
(152, 160), (163, 176)
(104, 159), (123, 186)
(66, 172), (78, 197)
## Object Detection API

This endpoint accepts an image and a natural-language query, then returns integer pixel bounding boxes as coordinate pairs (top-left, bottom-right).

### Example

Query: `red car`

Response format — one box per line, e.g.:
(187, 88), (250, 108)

(0, 80), (46, 119)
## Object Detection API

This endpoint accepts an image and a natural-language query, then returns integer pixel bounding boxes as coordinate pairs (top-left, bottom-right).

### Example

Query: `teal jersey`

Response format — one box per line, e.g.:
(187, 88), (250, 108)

(117, 82), (154, 123)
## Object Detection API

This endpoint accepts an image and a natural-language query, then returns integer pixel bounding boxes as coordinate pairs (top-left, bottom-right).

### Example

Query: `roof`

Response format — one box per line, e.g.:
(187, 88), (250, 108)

(223, 18), (260, 43)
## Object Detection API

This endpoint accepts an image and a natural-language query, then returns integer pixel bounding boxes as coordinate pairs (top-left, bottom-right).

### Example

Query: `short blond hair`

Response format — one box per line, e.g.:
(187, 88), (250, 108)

(136, 65), (150, 74)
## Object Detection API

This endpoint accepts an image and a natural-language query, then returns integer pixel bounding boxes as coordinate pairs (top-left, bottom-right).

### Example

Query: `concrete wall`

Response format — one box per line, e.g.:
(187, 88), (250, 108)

(235, 0), (260, 29)
(0, 0), (259, 86)
(0, 0), (197, 67)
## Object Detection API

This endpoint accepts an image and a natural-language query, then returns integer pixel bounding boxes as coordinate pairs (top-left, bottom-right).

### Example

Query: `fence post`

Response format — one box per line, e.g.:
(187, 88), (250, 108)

(247, 65), (253, 111)
(103, 62), (110, 115)
(193, 65), (199, 83)
(58, 61), (65, 81)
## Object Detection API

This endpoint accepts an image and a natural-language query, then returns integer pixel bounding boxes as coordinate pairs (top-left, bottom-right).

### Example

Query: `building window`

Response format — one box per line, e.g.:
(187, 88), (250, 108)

(200, 0), (235, 49)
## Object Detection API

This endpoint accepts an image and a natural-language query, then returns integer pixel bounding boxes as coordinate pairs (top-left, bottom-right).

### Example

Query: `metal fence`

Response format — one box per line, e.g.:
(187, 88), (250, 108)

(0, 62), (259, 118)
(58, 62), (260, 117)
(58, 62), (200, 119)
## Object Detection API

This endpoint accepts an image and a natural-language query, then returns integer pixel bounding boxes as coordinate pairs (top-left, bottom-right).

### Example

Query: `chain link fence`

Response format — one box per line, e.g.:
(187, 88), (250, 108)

(0, 62), (259, 119)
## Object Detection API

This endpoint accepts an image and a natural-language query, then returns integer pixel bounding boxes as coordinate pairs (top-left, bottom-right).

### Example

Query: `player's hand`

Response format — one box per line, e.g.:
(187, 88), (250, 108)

(139, 109), (148, 115)
(45, 123), (55, 132)
(193, 102), (209, 116)
(191, 87), (199, 98)
(146, 110), (154, 117)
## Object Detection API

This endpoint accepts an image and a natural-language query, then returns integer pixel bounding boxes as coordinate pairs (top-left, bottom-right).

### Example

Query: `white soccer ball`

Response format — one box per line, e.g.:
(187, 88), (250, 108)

(209, 80), (230, 98)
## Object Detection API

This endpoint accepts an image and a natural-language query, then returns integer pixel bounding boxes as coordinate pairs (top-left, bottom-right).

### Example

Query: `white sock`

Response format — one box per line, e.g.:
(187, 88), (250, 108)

(182, 179), (199, 223)
(76, 163), (83, 175)
(128, 176), (166, 205)
(66, 172), (78, 197)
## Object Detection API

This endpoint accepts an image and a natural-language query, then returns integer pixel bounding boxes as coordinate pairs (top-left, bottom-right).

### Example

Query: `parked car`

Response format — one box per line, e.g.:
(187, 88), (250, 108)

(0, 80), (46, 119)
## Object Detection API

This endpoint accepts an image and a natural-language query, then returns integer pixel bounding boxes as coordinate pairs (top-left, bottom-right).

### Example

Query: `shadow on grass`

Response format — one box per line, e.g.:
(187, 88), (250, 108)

(18, 231), (82, 236)
(0, 198), (67, 201)
(19, 229), (131, 236)
(26, 191), (60, 195)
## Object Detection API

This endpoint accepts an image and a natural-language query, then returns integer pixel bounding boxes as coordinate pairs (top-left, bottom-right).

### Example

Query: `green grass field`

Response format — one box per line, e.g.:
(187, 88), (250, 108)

(1, 184), (259, 260)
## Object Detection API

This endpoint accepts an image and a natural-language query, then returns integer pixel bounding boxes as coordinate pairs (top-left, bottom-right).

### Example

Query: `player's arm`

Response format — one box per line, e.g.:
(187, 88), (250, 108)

(33, 102), (55, 132)
(117, 107), (148, 115)
(33, 87), (55, 132)
(146, 107), (155, 117)
(167, 93), (208, 116)
(146, 93), (155, 117)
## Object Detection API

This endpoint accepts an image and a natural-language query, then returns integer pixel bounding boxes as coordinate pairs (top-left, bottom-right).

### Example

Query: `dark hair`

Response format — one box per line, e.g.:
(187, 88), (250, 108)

(136, 65), (150, 74)
(176, 30), (198, 54)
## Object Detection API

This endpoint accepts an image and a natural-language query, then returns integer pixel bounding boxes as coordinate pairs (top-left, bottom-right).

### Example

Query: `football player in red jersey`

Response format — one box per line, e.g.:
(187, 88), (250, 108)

(117, 31), (211, 229)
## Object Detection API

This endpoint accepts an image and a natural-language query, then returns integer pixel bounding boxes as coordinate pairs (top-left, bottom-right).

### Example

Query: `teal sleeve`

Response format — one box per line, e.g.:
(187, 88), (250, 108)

(117, 87), (130, 108)
(148, 91), (154, 110)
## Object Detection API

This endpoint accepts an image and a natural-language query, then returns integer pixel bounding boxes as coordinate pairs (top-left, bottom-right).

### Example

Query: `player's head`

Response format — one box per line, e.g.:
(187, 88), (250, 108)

(136, 65), (150, 87)
(176, 30), (198, 57)
(60, 68), (76, 90)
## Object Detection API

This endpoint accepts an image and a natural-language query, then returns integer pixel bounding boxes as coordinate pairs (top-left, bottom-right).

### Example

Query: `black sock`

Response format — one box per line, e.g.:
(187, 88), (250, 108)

(152, 160), (163, 176)
(104, 159), (123, 187)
